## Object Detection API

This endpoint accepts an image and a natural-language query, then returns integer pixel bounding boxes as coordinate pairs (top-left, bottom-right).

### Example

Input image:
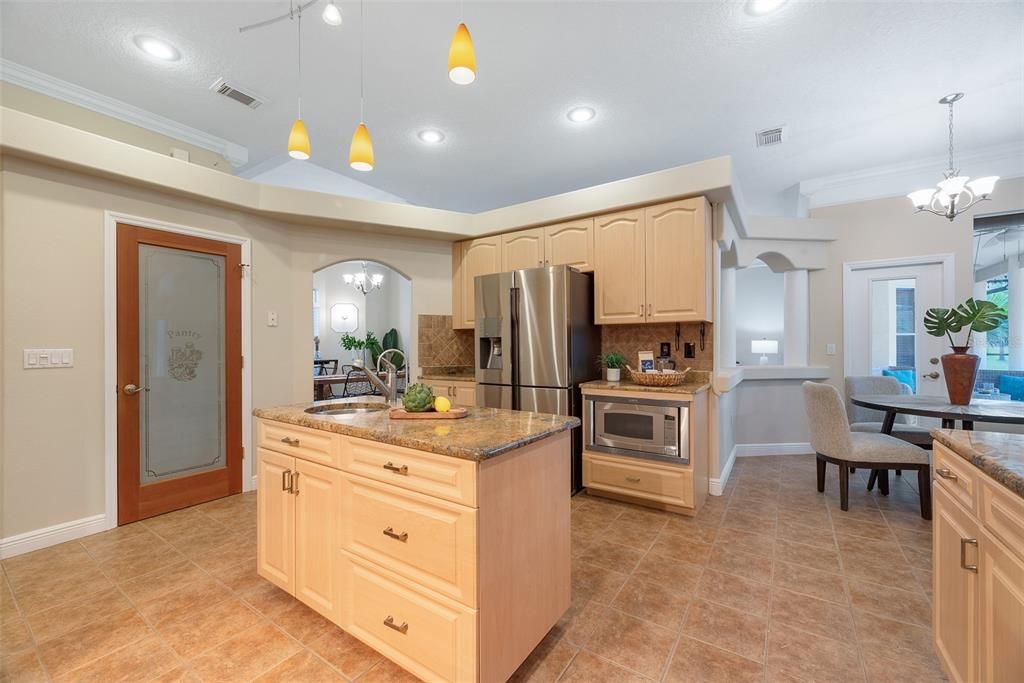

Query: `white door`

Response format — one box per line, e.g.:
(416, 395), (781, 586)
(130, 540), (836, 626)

(844, 256), (954, 397)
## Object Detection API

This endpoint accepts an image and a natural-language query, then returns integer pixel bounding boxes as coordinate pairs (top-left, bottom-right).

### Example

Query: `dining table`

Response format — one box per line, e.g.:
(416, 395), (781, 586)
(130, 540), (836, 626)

(850, 394), (1024, 433)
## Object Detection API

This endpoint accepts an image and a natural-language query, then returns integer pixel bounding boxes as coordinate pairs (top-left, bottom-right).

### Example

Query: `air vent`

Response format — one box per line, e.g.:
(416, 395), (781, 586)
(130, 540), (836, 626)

(209, 78), (265, 109)
(756, 126), (784, 147)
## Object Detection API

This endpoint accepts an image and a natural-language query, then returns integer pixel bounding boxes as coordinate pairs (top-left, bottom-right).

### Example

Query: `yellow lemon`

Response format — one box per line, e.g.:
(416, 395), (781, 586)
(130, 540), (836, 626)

(434, 396), (452, 413)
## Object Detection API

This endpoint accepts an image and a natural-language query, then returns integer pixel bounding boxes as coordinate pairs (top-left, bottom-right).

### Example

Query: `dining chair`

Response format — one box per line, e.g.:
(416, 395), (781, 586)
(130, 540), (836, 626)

(844, 375), (932, 446)
(803, 382), (932, 519)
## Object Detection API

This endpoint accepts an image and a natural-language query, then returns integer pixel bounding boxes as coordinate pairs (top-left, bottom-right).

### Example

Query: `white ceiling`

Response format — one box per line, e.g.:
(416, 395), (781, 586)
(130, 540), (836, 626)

(1, 1), (1021, 215)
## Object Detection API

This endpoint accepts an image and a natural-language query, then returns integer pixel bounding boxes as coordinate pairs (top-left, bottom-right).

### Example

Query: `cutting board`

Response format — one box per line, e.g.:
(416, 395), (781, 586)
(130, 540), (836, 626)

(389, 407), (469, 420)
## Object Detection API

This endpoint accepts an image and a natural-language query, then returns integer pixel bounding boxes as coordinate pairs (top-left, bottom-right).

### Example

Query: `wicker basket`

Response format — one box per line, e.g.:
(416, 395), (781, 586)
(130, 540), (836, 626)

(626, 367), (690, 387)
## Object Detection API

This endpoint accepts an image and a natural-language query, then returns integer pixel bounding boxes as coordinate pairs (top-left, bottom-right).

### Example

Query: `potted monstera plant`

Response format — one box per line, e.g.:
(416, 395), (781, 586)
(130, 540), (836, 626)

(924, 297), (1006, 405)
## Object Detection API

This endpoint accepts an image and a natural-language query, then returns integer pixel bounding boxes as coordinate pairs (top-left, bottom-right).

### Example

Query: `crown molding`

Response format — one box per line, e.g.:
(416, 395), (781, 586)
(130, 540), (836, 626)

(799, 141), (1024, 210)
(0, 59), (248, 167)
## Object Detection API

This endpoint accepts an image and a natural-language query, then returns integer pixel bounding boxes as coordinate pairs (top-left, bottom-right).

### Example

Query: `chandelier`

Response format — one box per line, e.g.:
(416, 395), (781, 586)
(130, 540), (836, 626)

(343, 262), (384, 295)
(908, 93), (999, 222)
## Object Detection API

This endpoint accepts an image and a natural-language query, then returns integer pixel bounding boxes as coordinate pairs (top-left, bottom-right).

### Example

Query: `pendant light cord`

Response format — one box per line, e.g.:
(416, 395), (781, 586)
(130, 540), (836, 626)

(296, 3), (303, 118)
(359, 0), (365, 122)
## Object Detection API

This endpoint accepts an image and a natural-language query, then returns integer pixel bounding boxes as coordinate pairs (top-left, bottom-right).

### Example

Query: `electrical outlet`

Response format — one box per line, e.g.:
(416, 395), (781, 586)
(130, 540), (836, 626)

(684, 342), (696, 359)
(267, 311), (279, 327)
(660, 342), (671, 357)
(826, 343), (836, 355)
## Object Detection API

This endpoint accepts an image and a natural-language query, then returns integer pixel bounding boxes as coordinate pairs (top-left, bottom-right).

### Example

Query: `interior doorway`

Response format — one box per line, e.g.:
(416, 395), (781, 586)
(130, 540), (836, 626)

(115, 222), (244, 524)
(843, 254), (954, 397)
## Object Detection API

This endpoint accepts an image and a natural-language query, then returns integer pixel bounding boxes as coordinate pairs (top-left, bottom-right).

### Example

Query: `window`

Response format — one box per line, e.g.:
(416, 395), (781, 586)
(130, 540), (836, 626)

(894, 287), (916, 369)
(985, 275), (1008, 369)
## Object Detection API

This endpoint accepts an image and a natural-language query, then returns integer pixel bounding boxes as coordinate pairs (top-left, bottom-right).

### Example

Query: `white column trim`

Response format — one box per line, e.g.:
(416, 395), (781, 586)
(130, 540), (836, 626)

(783, 269), (809, 366)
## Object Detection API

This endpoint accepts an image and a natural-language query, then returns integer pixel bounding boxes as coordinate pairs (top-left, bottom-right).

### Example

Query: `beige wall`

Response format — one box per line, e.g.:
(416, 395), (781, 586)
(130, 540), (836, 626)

(1, 83), (233, 173)
(808, 177), (1024, 391)
(1, 156), (451, 538)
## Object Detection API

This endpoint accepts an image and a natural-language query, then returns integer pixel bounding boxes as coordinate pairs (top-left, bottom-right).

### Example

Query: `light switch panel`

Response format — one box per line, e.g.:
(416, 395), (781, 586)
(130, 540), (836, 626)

(23, 348), (74, 369)
(267, 311), (279, 327)
(826, 343), (836, 356)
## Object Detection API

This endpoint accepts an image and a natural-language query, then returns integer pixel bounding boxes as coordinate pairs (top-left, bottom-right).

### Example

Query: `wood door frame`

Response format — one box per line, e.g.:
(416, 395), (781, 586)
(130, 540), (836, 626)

(103, 211), (253, 532)
(841, 252), (955, 379)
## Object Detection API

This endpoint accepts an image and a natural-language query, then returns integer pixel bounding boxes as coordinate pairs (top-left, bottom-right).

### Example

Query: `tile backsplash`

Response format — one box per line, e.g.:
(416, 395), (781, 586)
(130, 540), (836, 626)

(600, 322), (714, 372)
(418, 314), (474, 368)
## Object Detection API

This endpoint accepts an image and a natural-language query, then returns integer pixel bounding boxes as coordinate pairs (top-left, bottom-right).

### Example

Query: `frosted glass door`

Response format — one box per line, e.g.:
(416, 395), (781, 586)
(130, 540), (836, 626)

(138, 245), (226, 483)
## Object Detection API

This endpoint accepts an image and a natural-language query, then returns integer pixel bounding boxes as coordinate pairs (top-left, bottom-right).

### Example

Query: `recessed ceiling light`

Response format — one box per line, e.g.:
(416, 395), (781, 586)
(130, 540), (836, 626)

(745, 0), (788, 16)
(567, 106), (596, 123)
(133, 35), (180, 61)
(417, 129), (445, 144)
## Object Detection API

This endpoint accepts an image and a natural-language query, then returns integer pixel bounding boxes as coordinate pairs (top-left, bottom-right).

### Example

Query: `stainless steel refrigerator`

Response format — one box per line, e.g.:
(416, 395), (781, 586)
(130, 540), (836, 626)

(475, 265), (600, 492)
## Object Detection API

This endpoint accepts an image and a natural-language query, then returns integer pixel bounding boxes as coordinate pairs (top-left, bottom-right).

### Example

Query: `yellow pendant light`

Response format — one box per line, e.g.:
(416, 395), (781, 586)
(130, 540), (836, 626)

(349, 0), (374, 171)
(447, 22), (476, 85)
(287, 6), (310, 159)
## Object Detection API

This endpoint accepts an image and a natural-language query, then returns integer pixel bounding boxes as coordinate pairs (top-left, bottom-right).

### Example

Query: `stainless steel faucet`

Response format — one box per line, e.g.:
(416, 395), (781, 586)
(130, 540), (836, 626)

(353, 357), (398, 405)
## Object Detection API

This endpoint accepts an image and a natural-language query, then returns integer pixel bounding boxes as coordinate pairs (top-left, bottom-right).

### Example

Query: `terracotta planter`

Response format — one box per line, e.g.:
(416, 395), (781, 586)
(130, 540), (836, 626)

(941, 346), (980, 405)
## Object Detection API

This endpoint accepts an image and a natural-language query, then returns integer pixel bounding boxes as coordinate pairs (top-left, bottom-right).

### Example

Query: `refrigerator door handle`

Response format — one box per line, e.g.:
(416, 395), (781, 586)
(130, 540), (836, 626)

(510, 285), (521, 411)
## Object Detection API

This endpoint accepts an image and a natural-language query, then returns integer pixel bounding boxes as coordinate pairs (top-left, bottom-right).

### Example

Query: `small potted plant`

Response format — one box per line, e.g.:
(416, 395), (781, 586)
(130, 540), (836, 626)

(599, 352), (626, 382)
(924, 297), (1006, 405)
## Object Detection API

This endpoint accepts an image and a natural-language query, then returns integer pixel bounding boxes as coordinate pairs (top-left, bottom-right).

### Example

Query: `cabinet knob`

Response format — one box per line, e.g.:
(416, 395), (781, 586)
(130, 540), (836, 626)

(935, 468), (958, 482)
(960, 537), (978, 573)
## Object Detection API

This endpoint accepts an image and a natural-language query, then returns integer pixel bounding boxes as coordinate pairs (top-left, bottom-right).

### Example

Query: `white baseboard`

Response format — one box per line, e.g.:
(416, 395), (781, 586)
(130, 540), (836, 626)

(709, 445), (737, 496)
(0, 514), (111, 559)
(734, 442), (814, 457)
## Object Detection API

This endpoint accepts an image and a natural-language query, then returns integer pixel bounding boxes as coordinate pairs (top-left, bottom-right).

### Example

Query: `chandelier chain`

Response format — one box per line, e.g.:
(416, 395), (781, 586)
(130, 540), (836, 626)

(947, 100), (955, 174)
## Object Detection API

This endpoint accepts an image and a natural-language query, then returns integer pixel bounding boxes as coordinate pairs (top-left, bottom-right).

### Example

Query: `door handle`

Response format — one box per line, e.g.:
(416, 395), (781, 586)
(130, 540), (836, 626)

(291, 472), (299, 495)
(281, 469), (293, 492)
(935, 468), (959, 482)
(960, 537), (978, 573)
(922, 371), (940, 380)
(382, 527), (408, 542)
(123, 383), (149, 395)
(383, 616), (408, 634)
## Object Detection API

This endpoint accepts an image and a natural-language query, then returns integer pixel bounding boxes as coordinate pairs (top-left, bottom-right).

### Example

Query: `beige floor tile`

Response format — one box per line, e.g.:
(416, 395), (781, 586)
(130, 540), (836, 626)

(149, 667), (203, 683)
(116, 560), (208, 604)
(216, 559), (268, 594)
(36, 608), (152, 679)
(25, 587), (132, 644)
(775, 518), (836, 549)
(155, 597), (262, 659)
(357, 658), (422, 682)
(890, 527), (933, 554)
(268, 599), (335, 644)
(650, 534), (713, 565)
(558, 651), (651, 682)
(840, 550), (917, 585)
(681, 599), (768, 663)
(508, 630), (577, 682)
(714, 527), (775, 558)
(776, 508), (833, 531)
(617, 506), (672, 528)
(53, 634), (178, 683)
(631, 553), (704, 594)
(2, 542), (94, 587)
(97, 543), (188, 584)
(240, 581), (300, 619)
(254, 649), (346, 682)
(847, 579), (931, 627)
(572, 559), (629, 604)
(307, 628), (383, 679)
(707, 546), (773, 584)
(861, 652), (947, 682)
(577, 540), (646, 574)
(881, 509), (935, 533)
(136, 575), (232, 625)
(583, 607), (676, 679)
(0, 616), (34, 655)
(721, 510), (778, 537)
(765, 622), (865, 683)
(774, 538), (841, 573)
(914, 568), (934, 600)
(0, 576), (19, 622)
(9, 568), (113, 616)
(852, 610), (938, 666)
(188, 622), (301, 682)
(553, 598), (605, 648)
(602, 519), (663, 551)
(771, 560), (848, 605)
(78, 524), (160, 563)
(696, 569), (771, 617)
(831, 516), (894, 542)
(611, 576), (691, 630)
(661, 517), (720, 544)
(770, 587), (856, 640)
(665, 636), (764, 683)
(0, 650), (48, 683)
(175, 525), (239, 559)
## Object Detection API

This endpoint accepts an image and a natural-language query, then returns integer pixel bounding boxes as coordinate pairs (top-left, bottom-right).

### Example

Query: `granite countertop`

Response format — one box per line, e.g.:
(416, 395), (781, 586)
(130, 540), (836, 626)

(418, 368), (475, 382)
(931, 429), (1024, 499)
(254, 398), (578, 461)
(581, 378), (711, 395)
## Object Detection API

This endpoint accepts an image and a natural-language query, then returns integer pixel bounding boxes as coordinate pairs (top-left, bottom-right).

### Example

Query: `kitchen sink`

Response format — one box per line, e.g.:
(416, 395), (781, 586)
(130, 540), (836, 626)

(305, 402), (388, 416)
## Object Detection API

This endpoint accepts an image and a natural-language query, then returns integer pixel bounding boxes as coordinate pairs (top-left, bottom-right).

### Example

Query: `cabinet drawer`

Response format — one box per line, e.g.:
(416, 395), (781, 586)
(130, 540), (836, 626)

(340, 474), (477, 607)
(583, 452), (693, 507)
(338, 552), (477, 683)
(934, 443), (978, 514)
(979, 478), (1024, 563)
(258, 419), (341, 468)
(340, 437), (477, 507)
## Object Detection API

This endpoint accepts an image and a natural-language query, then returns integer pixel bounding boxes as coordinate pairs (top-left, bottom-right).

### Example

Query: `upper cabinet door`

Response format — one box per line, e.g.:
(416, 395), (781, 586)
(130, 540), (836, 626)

(544, 219), (594, 272)
(501, 228), (545, 271)
(594, 210), (645, 324)
(644, 198), (710, 322)
(455, 236), (501, 329)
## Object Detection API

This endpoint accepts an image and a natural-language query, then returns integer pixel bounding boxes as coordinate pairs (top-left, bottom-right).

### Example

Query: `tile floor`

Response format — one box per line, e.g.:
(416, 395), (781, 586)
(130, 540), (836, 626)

(1, 455), (944, 682)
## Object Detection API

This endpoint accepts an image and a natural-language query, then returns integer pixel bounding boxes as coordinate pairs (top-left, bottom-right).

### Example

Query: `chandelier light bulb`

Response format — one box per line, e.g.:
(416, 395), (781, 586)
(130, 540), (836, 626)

(907, 189), (935, 210)
(322, 1), (343, 26)
(967, 176), (999, 198)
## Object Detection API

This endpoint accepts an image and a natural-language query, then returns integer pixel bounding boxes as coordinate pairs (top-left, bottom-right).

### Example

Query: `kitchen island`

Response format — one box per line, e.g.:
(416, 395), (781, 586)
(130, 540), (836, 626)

(254, 398), (578, 683)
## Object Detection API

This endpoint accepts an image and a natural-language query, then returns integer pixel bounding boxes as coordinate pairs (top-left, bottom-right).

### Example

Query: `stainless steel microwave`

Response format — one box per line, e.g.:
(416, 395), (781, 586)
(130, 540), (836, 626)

(584, 394), (689, 464)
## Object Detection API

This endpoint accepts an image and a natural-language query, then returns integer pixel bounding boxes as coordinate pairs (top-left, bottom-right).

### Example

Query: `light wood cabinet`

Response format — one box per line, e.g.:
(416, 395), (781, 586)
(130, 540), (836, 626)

(932, 441), (1024, 683)
(593, 209), (646, 324)
(593, 198), (711, 325)
(421, 380), (476, 407)
(544, 218), (594, 271)
(257, 448), (295, 594)
(452, 237), (501, 330)
(501, 228), (545, 271)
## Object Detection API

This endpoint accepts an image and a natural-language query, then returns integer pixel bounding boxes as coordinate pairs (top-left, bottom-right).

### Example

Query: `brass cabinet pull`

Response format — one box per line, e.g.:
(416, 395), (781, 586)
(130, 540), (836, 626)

(383, 462), (409, 475)
(382, 527), (408, 542)
(936, 468), (959, 482)
(626, 476), (641, 483)
(647, 304), (652, 316)
(960, 537), (978, 573)
(383, 616), (408, 634)
(282, 469), (293, 492)
(281, 437), (300, 446)
(291, 472), (299, 495)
